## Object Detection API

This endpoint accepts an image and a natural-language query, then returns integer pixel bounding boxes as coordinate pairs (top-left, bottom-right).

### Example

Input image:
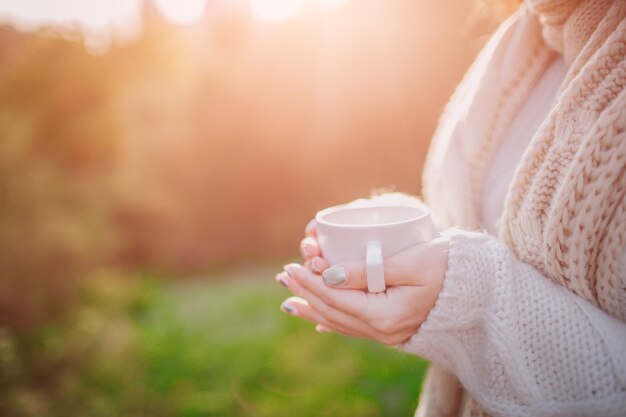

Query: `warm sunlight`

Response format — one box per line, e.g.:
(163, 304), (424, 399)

(250, 0), (348, 22)
(0, 0), (353, 31)
(1, 1), (537, 416)
(250, 0), (300, 22)
(317, 0), (349, 10)
(155, 0), (207, 24)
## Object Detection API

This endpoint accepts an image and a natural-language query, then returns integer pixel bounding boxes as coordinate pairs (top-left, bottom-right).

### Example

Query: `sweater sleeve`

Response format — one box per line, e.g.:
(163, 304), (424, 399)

(400, 229), (626, 417)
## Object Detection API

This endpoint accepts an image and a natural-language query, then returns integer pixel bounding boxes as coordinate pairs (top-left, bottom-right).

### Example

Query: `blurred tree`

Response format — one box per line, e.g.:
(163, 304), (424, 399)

(0, 29), (118, 328)
(0, 0), (510, 322)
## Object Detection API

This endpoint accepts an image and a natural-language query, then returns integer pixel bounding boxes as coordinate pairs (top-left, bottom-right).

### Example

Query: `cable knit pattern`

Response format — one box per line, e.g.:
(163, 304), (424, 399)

(417, 1), (626, 416)
(422, 7), (553, 230)
(499, 1), (626, 318)
(528, 0), (613, 64)
(402, 230), (626, 417)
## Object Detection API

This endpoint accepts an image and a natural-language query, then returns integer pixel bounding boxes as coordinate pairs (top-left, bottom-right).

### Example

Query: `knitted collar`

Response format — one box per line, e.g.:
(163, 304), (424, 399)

(419, 3), (625, 416)
(526, 0), (614, 64)
(423, 0), (625, 317)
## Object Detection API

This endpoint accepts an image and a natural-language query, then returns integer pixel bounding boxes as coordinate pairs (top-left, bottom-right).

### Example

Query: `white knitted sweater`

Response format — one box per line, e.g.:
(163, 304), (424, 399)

(402, 229), (626, 416)
(399, 1), (626, 416)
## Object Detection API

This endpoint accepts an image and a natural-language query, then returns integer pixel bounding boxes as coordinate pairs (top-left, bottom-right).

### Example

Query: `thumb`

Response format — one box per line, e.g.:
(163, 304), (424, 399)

(321, 262), (368, 289)
(320, 258), (416, 290)
(321, 237), (449, 290)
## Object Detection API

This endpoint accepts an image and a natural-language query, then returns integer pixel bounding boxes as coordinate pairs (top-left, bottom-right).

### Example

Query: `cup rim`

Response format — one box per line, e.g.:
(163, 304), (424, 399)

(315, 204), (429, 228)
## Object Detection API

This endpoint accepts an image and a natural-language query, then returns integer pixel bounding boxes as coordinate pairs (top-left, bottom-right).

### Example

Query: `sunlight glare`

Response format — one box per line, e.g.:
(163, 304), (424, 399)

(154, 0), (206, 24)
(317, 0), (348, 10)
(250, 0), (300, 22)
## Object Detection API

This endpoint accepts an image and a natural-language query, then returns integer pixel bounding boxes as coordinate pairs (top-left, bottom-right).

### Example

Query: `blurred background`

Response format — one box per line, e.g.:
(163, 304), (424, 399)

(0, 0), (513, 415)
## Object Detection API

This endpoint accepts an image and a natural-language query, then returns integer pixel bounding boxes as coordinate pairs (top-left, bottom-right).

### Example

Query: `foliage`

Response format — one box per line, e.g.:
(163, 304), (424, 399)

(0, 271), (160, 417)
(0, 1), (503, 326)
(0, 2), (503, 413)
(0, 267), (427, 417)
(0, 32), (118, 327)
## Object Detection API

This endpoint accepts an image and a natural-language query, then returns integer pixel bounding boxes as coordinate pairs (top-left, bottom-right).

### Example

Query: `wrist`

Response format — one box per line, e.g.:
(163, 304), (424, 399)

(399, 229), (495, 357)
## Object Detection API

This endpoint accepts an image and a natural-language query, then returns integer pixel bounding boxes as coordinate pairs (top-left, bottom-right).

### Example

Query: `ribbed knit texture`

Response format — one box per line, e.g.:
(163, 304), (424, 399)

(403, 229), (626, 417)
(481, 57), (568, 235)
(413, 1), (626, 416)
(499, 1), (626, 318)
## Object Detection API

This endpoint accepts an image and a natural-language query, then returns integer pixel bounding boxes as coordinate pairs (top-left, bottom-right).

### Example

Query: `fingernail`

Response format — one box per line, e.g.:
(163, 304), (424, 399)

(310, 258), (322, 273)
(283, 266), (294, 278)
(315, 324), (330, 333)
(322, 267), (345, 286)
(276, 272), (289, 287)
(300, 243), (312, 258)
(281, 303), (296, 314)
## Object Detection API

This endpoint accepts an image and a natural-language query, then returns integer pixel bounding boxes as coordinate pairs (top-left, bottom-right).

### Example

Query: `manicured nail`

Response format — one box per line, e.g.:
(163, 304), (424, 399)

(315, 324), (330, 333)
(281, 303), (296, 314)
(276, 272), (290, 288)
(310, 258), (321, 273)
(283, 266), (294, 278)
(322, 267), (345, 286)
(300, 243), (313, 258)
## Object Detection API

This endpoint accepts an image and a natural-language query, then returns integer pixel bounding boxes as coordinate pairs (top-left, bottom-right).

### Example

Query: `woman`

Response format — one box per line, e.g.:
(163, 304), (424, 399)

(275, 1), (626, 416)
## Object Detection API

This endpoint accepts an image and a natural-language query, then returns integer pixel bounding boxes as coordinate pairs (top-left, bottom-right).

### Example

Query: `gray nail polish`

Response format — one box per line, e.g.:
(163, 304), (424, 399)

(323, 267), (346, 286)
(310, 258), (320, 273)
(281, 303), (296, 314)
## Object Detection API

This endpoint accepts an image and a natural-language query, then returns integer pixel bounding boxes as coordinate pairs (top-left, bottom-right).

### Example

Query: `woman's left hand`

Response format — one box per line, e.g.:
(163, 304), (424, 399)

(276, 232), (451, 346)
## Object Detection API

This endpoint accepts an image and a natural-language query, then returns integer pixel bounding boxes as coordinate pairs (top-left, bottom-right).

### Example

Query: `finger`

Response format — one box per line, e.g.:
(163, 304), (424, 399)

(320, 237), (450, 290)
(315, 323), (370, 340)
(300, 236), (320, 260)
(305, 219), (318, 237)
(285, 295), (417, 346)
(307, 256), (329, 274)
(320, 260), (412, 290)
(315, 324), (333, 333)
(321, 261), (367, 290)
(282, 265), (380, 337)
(280, 297), (367, 338)
(285, 263), (382, 324)
(282, 273), (424, 346)
(275, 271), (290, 288)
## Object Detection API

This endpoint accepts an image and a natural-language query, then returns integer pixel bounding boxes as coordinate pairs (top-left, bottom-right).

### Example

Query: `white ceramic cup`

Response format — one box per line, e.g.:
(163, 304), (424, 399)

(315, 204), (434, 293)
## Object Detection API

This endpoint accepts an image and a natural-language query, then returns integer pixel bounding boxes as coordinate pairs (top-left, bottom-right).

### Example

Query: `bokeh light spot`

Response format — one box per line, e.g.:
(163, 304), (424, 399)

(317, 0), (348, 10)
(250, 0), (300, 22)
(154, 0), (206, 24)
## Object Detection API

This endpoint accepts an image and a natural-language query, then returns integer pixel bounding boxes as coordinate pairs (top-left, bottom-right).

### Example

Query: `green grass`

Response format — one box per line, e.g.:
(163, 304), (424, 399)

(1, 265), (428, 417)
(137, 264), (428, 417)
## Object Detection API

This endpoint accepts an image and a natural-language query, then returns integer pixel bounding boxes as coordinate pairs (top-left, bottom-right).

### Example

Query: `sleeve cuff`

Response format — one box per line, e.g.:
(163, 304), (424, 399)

(399, 228), (498, 363)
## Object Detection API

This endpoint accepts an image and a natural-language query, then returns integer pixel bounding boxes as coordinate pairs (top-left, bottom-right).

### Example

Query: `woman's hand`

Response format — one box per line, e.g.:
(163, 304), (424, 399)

(275, 220), (450, 346)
